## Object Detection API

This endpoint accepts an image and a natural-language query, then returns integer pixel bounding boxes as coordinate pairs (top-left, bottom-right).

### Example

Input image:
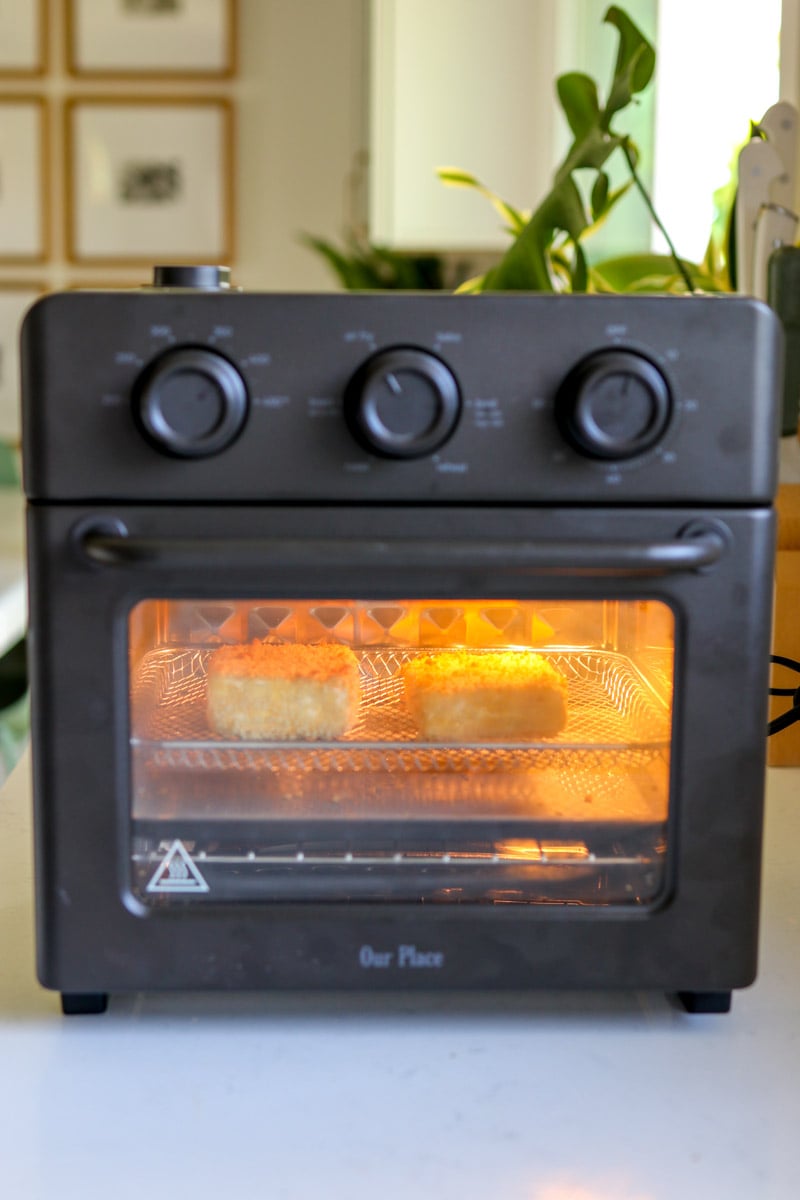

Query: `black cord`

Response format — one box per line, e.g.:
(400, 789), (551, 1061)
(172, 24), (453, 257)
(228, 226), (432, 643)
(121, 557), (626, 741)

(769, 655), (800, 736)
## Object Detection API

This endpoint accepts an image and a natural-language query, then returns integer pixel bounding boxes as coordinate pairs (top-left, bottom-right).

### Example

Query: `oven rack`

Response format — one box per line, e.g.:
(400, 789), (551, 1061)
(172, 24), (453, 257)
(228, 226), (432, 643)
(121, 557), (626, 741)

(130, 819), (666, 906)
(131, 815), (667, 856)
(132, 752), (669, 825)
(130, 645), (672, 763)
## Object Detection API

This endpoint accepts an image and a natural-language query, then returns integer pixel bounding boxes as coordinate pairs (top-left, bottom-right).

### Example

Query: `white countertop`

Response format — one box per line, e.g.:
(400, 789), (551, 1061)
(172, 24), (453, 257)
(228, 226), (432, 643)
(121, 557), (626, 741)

(0, 752), (798, 1200)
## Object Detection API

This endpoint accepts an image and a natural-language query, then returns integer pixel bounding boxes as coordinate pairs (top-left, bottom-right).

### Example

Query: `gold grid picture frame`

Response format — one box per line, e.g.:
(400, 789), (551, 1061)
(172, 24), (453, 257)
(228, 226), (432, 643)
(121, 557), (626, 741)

(66, 0), (236, 78)
(65, 96), (234, 265)
(0, 98), (49, 263)
(0, 0), (46, 76)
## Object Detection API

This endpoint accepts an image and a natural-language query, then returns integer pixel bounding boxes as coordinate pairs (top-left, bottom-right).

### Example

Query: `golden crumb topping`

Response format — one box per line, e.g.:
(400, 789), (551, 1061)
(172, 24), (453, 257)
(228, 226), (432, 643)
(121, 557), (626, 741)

(403, 650), (566, 692)
(208, 641), (359, 682)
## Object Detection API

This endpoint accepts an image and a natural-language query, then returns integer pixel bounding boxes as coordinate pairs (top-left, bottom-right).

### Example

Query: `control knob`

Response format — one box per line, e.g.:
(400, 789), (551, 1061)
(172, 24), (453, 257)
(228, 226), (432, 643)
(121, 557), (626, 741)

(133, 346), (248, 458)
(556, 349), (672, 460)
(344, 346), (461, 459)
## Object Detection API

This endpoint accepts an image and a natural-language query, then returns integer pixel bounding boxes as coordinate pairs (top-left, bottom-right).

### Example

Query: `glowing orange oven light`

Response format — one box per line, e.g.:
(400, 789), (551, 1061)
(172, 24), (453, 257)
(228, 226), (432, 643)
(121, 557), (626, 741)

(494, 840), (544, 861)
(494, 840), (592, 862)
(539, 842), (592, 861)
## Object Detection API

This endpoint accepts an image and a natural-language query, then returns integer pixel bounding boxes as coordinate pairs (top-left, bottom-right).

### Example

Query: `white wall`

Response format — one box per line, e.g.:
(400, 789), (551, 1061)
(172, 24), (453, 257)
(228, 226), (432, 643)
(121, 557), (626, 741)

(235, 0), (368, 290)
(369, 0), (561, 251)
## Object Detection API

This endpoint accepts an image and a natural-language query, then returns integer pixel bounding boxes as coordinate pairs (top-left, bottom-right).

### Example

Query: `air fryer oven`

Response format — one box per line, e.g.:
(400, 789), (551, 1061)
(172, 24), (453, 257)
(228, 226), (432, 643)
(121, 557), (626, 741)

(22, 279), (780, 1014)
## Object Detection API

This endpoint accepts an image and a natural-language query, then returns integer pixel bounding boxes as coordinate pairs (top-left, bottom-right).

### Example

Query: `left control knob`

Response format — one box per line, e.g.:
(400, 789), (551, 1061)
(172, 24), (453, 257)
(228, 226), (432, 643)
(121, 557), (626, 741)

(133, 347), (248, 457)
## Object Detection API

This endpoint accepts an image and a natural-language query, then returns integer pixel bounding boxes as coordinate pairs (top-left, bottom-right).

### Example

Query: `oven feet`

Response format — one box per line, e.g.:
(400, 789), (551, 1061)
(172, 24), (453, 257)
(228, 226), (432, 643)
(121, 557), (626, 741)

(60, 992), (109, 1016)
(677, 990), (732, 1014)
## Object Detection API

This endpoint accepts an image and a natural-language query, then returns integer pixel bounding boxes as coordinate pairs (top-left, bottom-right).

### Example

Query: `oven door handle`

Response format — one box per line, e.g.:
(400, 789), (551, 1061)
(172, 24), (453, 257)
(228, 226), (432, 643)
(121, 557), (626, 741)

(75, 521), (727, 577)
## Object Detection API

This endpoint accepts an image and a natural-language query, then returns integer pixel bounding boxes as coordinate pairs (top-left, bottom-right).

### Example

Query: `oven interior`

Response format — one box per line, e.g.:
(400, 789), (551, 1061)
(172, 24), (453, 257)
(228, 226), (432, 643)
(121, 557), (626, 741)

(128, 597), (674, 908)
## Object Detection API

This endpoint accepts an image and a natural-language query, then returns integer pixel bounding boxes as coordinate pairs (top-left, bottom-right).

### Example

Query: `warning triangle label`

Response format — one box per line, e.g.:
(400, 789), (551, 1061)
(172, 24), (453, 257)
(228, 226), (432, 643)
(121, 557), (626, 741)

(146, 840), (210, 894)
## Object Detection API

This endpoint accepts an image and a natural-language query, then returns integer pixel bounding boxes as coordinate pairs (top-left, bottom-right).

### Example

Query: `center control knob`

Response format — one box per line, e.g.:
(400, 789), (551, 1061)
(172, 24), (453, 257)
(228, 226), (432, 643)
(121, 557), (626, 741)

(133, 346), (249, 458)
(344, 346), (462, 459)
(555, 349), (672, 461)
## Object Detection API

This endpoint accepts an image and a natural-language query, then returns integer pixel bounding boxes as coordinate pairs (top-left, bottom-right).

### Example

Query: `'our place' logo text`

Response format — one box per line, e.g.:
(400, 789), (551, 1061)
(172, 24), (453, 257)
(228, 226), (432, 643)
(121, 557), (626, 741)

(359, 944), (445, 969)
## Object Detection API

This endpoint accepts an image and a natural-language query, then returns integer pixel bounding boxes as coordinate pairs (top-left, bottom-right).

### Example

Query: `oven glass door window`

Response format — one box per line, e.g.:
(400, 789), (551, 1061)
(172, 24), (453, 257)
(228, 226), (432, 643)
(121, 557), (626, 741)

(128, 598), (674, 907)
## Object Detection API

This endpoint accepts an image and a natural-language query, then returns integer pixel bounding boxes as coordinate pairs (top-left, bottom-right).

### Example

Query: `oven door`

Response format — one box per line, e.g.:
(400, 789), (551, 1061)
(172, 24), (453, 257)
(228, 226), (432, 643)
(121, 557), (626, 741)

(28, 503), (773, 991)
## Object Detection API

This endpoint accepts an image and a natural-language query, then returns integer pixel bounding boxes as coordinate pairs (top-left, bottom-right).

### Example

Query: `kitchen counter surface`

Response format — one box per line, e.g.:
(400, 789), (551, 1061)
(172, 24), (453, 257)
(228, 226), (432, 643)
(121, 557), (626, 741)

(0, 754), (798, 1199)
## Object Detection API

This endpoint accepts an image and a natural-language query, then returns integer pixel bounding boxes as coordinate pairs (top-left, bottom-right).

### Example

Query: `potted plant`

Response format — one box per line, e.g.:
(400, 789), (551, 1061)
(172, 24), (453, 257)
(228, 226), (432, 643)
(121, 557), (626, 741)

(305, 6), (733, 297)
(437, 5), (729, 295)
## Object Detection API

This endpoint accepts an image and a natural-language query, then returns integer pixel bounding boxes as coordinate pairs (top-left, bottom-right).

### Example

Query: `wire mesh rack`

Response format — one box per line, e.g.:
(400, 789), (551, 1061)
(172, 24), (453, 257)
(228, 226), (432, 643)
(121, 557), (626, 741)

(131, 645), (672, 764)
(129, 645), (672, 826)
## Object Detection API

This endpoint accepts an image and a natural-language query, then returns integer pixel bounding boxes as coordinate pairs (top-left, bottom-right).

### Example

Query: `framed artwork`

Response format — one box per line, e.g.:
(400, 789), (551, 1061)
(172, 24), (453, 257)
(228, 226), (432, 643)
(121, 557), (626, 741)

(0, 283), (44, 443)
(0, 99), (49, 263)
(66, 0), (235, 78)
(66, 278), (150, 289)
(0, 0), (46, 76)
(65, 98), (234, 265)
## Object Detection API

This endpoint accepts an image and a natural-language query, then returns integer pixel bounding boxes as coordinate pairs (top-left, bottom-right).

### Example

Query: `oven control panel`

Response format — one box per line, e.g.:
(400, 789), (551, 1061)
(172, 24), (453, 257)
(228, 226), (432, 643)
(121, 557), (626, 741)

(21, 273), (780, 503)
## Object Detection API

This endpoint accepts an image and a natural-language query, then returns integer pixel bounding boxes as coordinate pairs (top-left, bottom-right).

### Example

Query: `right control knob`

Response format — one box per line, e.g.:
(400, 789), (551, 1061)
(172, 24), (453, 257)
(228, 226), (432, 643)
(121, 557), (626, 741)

(555, 349), (672, 460)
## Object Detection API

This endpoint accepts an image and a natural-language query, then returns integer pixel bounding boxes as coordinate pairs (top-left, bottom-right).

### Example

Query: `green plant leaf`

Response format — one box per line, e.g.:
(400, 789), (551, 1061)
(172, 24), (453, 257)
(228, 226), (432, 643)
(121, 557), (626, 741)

(557, 73), (601, 140)
(603, 44), (650, 126)
(570, 241), (589, 292)
(587, 267), (618, 293)
(548, 246), (573, 289)
(553, 12), (653, 179)
(437, 166), (529, 234)
(588, 261), (684, 293)
(437, 167), (481, 187)
(301, 234), (446, 291)
(481, 177), (588, 292)
(555, 175), (590, 240)
(591, 253), (724, 293)
(588, 178), (632, 229)
(590, 253), (678, 290)
(300, 235), (375, 289)
(581, 179), (634, 240)
(454, 274), (486, 294)
(369, 244), (444, 289)
(555, 126), (630, 186)
(602, 6), (655, 124)
(591, 171), (610, 220)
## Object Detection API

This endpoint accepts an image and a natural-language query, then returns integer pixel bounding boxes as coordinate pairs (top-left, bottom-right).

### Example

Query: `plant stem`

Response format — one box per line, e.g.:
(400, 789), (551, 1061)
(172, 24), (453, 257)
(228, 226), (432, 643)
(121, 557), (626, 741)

(621, 139), (696, 293)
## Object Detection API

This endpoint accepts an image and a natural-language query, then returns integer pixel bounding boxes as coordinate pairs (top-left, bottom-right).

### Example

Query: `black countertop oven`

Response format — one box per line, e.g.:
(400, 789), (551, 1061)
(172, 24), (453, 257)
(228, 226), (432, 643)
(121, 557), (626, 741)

(21, 274), (781, 1014)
